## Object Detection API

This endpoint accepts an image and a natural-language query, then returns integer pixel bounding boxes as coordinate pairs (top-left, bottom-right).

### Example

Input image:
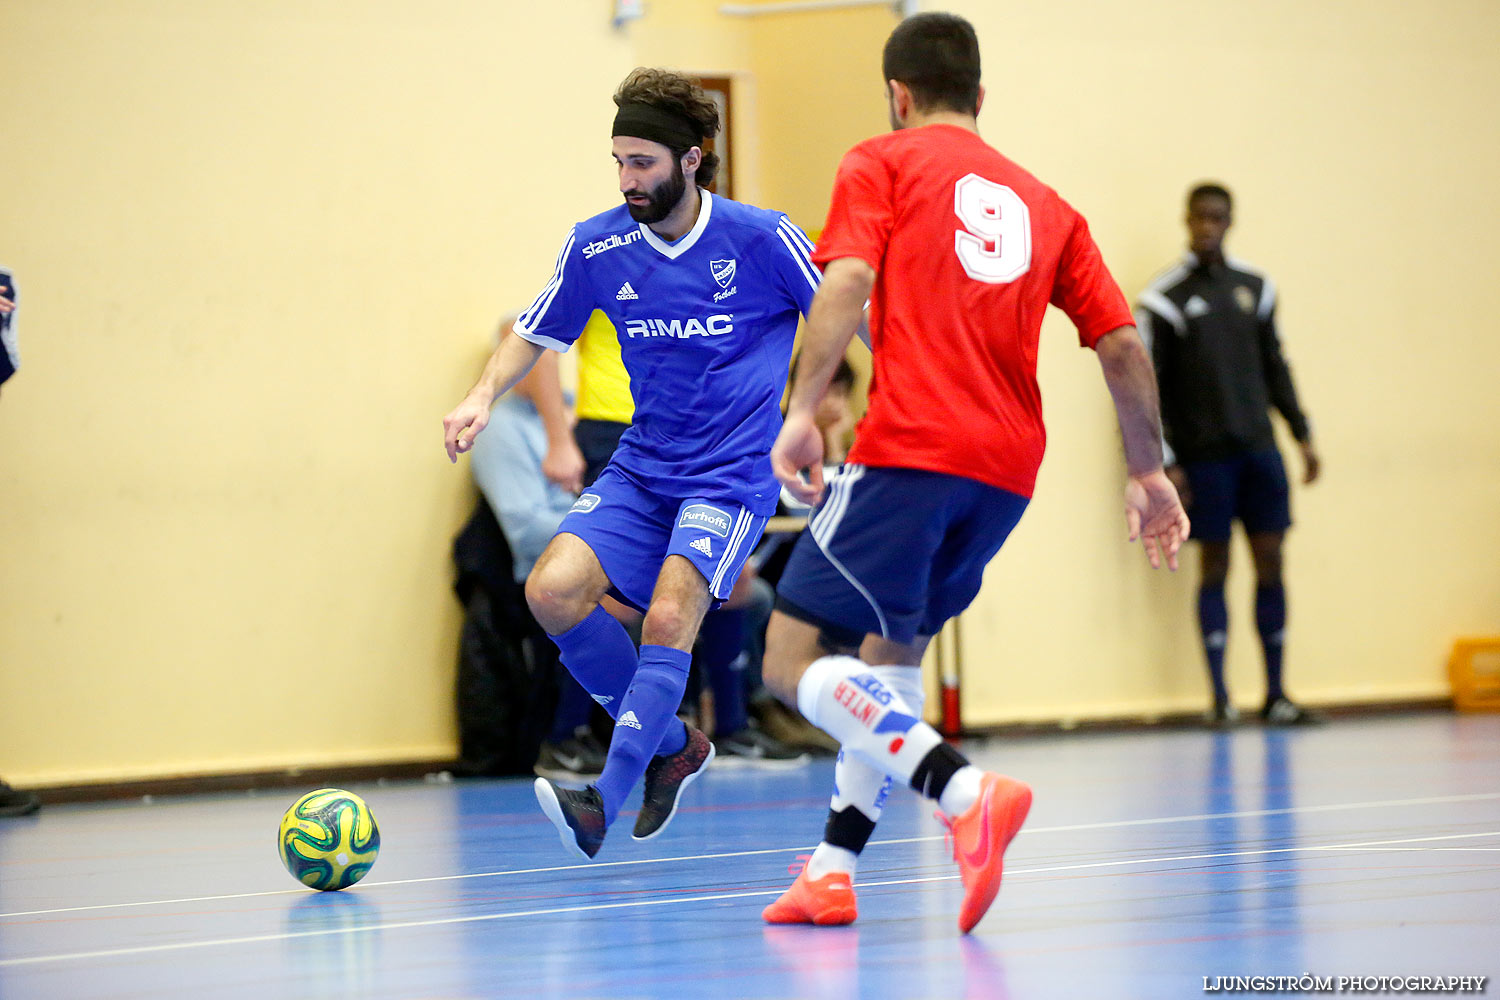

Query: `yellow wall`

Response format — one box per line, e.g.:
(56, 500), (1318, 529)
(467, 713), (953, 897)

(2, 1), (1496, 785)
(741, 6), (893, 230)
(0, 1), (639, 785)
(936, 0), (1500, 722)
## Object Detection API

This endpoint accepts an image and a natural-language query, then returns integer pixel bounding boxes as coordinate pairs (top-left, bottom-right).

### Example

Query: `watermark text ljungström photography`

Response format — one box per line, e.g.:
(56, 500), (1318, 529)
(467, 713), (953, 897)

(1202, 975), (1488, 994)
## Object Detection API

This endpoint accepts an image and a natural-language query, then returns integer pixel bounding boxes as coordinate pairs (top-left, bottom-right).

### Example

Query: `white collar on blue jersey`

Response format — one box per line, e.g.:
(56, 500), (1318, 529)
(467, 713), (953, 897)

(639, 189), (713, 260)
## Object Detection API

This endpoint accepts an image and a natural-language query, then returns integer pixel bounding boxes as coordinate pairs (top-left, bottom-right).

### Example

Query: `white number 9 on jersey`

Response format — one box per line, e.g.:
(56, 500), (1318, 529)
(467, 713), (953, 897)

(953, 174), (1031, 284)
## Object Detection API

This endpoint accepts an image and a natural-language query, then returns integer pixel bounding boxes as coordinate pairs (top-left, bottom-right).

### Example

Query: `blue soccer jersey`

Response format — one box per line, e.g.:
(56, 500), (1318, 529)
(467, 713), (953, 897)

(513, 192), (819, 515)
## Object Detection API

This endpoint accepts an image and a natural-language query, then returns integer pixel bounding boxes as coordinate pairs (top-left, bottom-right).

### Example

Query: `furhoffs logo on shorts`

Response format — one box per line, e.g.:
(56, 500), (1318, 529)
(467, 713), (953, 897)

(677, 503), (732, 538)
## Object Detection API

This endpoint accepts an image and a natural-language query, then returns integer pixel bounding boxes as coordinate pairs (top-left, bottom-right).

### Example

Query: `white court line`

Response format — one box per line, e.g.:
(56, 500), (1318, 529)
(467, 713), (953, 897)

(4, 790), (1497, 920)
(3, 829), (1496, 969)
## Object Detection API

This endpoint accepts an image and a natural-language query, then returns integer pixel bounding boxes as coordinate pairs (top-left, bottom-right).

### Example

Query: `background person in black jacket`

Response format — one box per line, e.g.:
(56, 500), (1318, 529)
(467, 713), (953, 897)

(1137, 183), (1321, 726)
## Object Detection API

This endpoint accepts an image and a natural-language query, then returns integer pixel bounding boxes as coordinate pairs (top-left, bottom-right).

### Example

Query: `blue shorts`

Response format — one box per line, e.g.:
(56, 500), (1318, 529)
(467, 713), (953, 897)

(555, 465), (767, 612)
(775, 465), (1029, 647)
(1183, 448), (1292, 543)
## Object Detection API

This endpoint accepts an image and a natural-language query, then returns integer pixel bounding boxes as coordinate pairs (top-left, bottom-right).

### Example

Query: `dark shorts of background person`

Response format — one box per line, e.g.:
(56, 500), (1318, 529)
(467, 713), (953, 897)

(575, 418), (630, 489)
(774, 465), (1029, 648)
(1182, 447), (1292, 543)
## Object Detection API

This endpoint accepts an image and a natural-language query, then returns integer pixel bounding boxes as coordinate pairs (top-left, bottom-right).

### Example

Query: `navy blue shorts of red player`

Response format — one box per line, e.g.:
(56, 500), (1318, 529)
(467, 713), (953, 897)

(776, 465), (1029, 648)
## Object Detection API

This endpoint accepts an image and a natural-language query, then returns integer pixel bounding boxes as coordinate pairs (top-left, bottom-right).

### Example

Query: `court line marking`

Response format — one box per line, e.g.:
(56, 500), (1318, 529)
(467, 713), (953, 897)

(2, 829), (1495, 968)
(3, 790), (1497, 920)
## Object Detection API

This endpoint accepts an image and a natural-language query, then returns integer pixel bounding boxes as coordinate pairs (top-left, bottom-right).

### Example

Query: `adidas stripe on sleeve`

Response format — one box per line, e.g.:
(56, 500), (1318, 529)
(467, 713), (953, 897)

(514, 227), (594, 352)
(771, 217), (821, 316)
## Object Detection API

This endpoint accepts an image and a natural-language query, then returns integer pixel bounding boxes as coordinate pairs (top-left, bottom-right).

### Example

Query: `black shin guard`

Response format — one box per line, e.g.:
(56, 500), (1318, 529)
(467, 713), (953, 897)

(909, 741), (968, 802)
(823, 805), (878, 855)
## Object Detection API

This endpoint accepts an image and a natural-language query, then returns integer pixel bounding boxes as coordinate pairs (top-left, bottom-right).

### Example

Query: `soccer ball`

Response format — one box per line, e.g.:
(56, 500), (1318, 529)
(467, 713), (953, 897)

(277, 788), (381, 891)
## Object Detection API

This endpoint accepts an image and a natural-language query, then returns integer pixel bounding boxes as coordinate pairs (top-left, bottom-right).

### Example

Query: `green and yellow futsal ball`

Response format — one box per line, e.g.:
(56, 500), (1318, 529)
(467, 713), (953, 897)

(277, 788), (380, 891)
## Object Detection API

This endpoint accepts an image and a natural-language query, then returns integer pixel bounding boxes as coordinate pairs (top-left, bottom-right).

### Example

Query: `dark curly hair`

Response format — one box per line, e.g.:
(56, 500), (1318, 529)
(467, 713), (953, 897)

(614, 68), (721, 188)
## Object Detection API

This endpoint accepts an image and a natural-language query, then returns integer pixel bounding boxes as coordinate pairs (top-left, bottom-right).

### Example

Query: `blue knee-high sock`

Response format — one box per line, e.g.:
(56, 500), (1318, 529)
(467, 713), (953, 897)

(698, 608), (748, 735)
(548, 606), (687, 756)
(595, 645), (692, 825)
(1256, 583), (1287, 705)
(547, 667), (594, 743)
(1198, 585), (1229, 706)
(548, 606), (635, 716)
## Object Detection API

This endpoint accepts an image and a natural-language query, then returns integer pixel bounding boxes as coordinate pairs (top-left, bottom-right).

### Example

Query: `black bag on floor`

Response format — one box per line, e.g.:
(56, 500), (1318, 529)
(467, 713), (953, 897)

(452, 501), (559, 777)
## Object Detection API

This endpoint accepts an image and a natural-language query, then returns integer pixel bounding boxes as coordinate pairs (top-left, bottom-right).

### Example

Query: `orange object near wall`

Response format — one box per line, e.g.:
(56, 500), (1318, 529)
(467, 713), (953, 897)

(1449, 638), (1500, 712)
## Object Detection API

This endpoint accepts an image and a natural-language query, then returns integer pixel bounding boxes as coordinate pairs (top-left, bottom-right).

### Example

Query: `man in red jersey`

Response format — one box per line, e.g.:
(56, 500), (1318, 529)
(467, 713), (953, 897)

(758, 12), (1189, 933)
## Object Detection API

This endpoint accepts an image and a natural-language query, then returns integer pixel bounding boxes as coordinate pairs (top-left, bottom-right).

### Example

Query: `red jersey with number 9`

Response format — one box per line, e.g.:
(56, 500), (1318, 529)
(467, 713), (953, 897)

(813, 124), (1133, 498)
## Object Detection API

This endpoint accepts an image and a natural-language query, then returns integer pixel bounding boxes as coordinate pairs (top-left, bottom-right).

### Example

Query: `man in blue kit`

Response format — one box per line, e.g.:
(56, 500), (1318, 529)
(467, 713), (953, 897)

(442, 69), (821, 859)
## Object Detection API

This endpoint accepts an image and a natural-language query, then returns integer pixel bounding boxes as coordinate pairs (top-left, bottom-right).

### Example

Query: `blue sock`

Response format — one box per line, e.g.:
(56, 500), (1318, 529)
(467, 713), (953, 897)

(547, 667), (594, 744)
(1256, 583), (1287, 705)
(547, 606), (636, 718)
(594, 645), (692, 826)
(699, 608), (748, 735)
(1198, 585), (1229, 706)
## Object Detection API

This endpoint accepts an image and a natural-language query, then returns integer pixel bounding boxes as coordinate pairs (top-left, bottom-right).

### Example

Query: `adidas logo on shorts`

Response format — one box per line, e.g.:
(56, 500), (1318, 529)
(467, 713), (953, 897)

(689, 536), (713, 558)
(616, 281), (638, 301)
(618, 711), (643, 730)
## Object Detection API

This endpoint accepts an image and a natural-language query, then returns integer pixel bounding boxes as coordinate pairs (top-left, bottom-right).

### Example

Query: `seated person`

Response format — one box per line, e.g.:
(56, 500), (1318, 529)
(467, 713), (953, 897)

(467, 320), (606, 782)
(739, 356), (861, 753)
(695, 568), (809, 767)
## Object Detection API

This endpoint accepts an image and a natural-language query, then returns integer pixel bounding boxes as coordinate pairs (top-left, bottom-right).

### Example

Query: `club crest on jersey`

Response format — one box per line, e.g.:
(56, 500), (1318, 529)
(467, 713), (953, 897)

(678, 503), (731, 538)
(1235, 286), (1256, 314)
(711, 258), (737, 288)
(570, 494), (601, 514)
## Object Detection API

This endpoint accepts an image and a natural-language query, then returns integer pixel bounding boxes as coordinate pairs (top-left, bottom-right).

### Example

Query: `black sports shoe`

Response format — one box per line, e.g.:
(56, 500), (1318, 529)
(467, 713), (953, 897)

(534, 733), (608, 783)
(0, 781), (40, 819)
(633, 726), (715, 841)
(714, 725), (811, 769)
(1261, 697), (1322, 726)
(533, 779), (607, 860)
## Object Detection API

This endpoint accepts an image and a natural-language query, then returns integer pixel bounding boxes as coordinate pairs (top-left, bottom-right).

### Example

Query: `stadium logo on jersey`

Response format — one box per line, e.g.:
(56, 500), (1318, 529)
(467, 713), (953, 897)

(570, 493), (601, 514)
(623, 315), (733, 339)
(1234, 286), (1256, 314)
(616, 281), (638, 301)
(618, 710), (643, 730)
(581, 230), (642, 259)
(711, 258), (737, 288)
(689, 536), (713, 558)
(678, 504), (731, 538)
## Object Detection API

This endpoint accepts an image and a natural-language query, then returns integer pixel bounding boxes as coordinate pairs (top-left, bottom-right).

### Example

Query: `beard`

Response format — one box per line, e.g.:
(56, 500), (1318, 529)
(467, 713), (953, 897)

(624, 160), (688, 224)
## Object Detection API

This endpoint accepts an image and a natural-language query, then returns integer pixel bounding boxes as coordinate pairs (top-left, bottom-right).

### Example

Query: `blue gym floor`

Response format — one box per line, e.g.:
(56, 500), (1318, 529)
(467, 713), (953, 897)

(2, 711), (1496, 999)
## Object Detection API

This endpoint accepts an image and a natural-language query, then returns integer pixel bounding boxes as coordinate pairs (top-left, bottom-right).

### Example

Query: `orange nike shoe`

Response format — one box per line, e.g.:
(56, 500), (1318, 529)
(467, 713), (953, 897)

(941, 772), (1032, 934)
(762, 868), (858, 926)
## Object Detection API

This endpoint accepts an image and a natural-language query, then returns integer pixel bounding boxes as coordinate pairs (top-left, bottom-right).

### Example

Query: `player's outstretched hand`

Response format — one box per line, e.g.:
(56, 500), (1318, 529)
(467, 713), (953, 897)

(1124, 469), (1190, 570)
(772, 411), (827, 506)
(443, 393), (493, 463)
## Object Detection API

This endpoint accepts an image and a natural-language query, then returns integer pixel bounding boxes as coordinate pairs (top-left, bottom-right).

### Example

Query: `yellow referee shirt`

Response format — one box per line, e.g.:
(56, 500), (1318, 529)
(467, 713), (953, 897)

(575, 310), (634, 424)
